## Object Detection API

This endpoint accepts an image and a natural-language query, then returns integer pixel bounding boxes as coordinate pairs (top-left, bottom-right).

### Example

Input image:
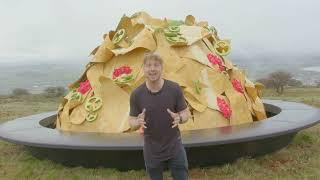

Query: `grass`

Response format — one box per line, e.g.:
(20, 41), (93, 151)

(0, 87), (319, 180)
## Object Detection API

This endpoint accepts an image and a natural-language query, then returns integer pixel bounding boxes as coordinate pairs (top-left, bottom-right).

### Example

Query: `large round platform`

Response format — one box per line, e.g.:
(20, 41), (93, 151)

(0, 99), (319, 169)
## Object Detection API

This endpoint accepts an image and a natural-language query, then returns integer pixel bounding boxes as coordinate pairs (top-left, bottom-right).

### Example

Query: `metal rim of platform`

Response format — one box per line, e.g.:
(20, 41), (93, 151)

(0, 99), (319, 151)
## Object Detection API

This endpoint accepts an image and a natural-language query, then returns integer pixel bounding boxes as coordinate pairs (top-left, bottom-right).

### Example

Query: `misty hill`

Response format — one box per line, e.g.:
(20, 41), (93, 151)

(0, 54), (319, 95)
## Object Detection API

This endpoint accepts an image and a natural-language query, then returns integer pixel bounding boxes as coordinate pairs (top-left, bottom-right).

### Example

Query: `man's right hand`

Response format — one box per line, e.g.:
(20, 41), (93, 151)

(137, 108), (147, 128)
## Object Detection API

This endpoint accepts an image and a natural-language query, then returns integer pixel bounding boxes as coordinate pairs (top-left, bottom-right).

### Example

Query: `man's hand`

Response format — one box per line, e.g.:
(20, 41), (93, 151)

(137, 108), (147, 128)
(167, 108), (180, 128)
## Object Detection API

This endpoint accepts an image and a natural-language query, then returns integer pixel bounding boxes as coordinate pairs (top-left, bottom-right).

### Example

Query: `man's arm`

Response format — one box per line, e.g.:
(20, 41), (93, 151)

(128, 92), (146, 131)
(176, 84), (190, 124)
(128, 108), (147, 131)
(178, 107), (190, 124)
(128, 116), (140, 131)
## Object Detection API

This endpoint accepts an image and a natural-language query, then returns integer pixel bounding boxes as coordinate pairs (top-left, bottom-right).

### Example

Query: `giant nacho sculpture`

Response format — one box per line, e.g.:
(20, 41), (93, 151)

(55, 12), (267, 133)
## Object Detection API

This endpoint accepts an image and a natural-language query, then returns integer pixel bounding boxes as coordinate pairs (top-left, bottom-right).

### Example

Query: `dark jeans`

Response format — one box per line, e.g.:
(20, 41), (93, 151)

(145, 147), (188, 180)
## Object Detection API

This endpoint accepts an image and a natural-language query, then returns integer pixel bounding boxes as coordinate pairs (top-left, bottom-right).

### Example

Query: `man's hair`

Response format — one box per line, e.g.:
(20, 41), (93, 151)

(143, 52), (163, 65)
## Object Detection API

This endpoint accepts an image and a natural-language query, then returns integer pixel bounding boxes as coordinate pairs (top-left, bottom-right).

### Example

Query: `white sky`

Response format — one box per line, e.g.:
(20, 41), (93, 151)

(0, 0), (319, 63)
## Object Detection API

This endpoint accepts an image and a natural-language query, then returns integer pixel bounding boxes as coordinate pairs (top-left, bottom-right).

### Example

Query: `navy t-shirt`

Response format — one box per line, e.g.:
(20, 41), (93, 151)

(129, 79), (187, 164)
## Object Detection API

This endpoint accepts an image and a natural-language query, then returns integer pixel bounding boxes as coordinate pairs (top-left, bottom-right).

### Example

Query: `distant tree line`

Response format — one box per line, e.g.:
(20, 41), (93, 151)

(11, 86), (67, 97)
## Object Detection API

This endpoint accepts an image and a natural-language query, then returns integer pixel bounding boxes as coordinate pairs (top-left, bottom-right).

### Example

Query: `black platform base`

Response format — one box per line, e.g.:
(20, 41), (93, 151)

(1, 99), (319, 169)
(28, 132), (296, 170)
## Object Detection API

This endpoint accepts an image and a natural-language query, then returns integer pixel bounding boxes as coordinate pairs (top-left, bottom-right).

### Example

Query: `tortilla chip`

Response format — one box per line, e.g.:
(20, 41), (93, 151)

(252, 96), (267, 120)
(131, 11), (167, 28)
(154, 31), (184, 75)
(91, 36), (114, 63)
(98, 76), (131, 132)
(255, 82), (265, 98)
(185, 15), (196, 26)
(179, 25), (210, 45)
(184, 90), (207, 112)
(193, 108), (229, 129)
(223, 58), (235, 70)
(89, 46), (100, 56)
(69, 103), (88, 125)
(174, 40), (213, 67)
(244, 91), (254, 115)
(203, 68), (230, 95)
(111, 28), (156, 55)
(196, 21), (208, 27)
(60, 102), (71, 130)
(86, 63), (104, 96)
(225, 88), (253, 125)
(68, 89), (93, 125)
(228, 67), (246, 93)
(245, 77), (258, 101)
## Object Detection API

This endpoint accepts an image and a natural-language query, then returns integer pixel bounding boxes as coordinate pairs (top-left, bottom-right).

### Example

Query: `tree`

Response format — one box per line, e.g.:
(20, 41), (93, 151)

(268, 70), (292, 94)
(256, 78), (273, 88)
(12, 88), (30, 96)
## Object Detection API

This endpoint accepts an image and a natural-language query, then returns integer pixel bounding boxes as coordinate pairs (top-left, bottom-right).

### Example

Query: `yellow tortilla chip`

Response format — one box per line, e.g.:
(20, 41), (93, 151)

(168, 57), (204, 87)
(223, 58), (235, 70)
(245, 77), (258, 101)
(203, 68), (231, 95)
(252, 96), (267, 120)
(179, 25), (210, 46)
(185, 15), (196, 26)
(110, 48), (146, 90)
(225, 88), (253, 125)
(111, 28), (156, 56)
(154, 31), (184, 75)
(69, 90), (93, 125)
(68, 63), (93, 90)
(174, 40), (212, 67)
(193, 108), (229, 129)
(228, 67), (245, 88)
(196, 21), (208, 27)
(98, 76), (131, 132)
(244, 91), (254, 115)
(200, 68), (219, 110)
(86, 63), (104, 96)
(184, 90), (207, 112)
(202, 37), (215, 52)
(115, 15), (145, 40)
(89, 46), (100, 56)
(69, 104), (88, 125)
(184, 87), (208, 107)
(255, 82), (265, 98)
(131, 11), (167, 28)
(59, 102), (71, 130)
(91, 36), (114, 63)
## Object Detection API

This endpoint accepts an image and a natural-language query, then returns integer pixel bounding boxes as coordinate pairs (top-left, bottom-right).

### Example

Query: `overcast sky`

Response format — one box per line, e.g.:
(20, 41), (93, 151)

(0, 0), (319, 63)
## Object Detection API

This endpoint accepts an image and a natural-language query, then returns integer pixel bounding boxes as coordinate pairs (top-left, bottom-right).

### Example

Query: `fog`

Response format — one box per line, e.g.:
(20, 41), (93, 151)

(0, 0), (319, 63)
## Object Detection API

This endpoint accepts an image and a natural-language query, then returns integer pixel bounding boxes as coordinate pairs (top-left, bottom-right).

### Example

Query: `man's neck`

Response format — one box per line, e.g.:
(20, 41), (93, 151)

(146, 78), (164, 92)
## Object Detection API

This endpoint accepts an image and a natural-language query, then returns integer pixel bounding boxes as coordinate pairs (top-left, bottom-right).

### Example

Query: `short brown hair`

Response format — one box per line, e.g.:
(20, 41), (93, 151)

(143, 52), (163, 65)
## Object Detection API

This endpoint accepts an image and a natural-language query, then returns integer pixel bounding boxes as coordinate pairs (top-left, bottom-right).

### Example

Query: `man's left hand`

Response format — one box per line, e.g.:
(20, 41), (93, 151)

(167, 108), (180, 128)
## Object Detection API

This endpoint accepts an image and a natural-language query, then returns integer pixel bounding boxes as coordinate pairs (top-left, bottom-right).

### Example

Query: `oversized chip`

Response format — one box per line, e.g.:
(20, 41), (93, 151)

(85, 97), (103, 112)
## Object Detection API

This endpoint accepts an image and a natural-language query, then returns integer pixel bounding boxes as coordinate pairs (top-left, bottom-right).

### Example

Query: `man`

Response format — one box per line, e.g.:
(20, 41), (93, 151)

(128, 52), (190, 180)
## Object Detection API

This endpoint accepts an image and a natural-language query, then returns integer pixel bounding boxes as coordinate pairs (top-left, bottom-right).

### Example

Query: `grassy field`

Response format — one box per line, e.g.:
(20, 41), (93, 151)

(0, 88), (319, 180)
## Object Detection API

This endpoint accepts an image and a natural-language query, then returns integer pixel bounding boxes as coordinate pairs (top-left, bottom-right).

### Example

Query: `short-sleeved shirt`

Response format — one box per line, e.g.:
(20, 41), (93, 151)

(129, 79), (187, 164)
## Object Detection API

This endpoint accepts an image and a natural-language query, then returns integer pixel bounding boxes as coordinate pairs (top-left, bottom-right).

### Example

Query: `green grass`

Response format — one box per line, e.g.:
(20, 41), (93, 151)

(0, 88), (319, 180)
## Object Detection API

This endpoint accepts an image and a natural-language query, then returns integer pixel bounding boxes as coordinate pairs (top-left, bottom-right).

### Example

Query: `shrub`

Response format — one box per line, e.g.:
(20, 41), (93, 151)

(43, 86), (66, 97)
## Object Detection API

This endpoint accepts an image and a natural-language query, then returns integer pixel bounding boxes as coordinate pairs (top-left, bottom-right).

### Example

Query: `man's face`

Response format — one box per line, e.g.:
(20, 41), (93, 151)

(143, 59), (163, 82)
